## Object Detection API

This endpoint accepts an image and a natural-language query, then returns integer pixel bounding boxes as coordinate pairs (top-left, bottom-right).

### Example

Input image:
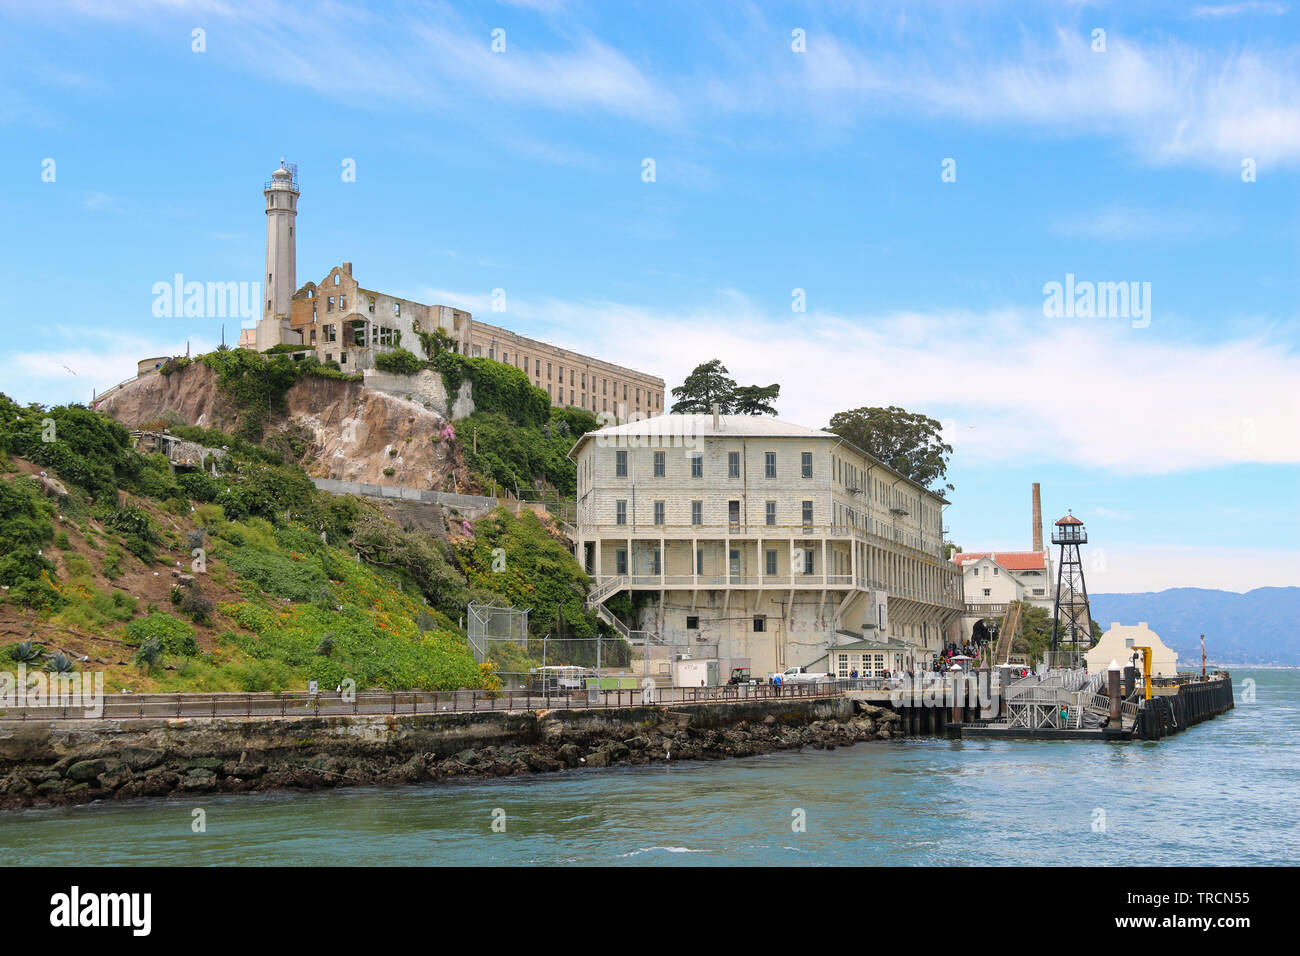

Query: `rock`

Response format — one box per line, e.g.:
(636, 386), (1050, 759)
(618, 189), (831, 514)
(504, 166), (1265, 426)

(121, 746), (165, 771)
(37, 778), (67, 795)
(229, 762), (266, 779)
(877, 729), (892, 739)
(557, 744), (583, 768)
(454, 749), (480, 767)
(763, 715), (777, 725)
(585, 749), (610, 768)
(520, 750), (560, 773)
(606, 741), (630, 761)
(179, 769), (217, 792)
(97, 765), (133, 790)
(64, 782), (91, 797)
(182, 757), (224, 773)
(66, 759), (111, 782)
(623, 736), (650, 751)
(140, 770), (180, 796)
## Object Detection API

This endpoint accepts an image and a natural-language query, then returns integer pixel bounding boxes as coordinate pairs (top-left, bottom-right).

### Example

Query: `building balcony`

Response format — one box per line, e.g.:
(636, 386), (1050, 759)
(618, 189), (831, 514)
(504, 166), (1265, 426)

(590, 571), (963, 609)
(577, 522), (947, 563)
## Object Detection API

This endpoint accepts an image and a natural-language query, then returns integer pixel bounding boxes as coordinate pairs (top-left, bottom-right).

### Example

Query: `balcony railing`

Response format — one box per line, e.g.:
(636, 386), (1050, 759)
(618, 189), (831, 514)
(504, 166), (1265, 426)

(578, 522), (947, 561)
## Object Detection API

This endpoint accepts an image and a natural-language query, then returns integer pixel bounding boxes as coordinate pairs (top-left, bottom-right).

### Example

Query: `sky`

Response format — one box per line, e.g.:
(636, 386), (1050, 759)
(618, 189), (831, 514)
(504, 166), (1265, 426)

(1, 0), (1297, 594)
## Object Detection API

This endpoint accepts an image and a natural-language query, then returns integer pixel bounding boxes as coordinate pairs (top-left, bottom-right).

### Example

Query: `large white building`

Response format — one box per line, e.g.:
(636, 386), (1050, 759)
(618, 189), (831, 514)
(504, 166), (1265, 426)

(570, 413), (965, 678)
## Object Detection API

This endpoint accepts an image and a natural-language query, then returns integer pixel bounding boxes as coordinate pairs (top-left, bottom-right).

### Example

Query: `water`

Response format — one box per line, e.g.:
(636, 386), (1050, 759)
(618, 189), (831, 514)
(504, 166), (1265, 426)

(0, 670), (1294, 866)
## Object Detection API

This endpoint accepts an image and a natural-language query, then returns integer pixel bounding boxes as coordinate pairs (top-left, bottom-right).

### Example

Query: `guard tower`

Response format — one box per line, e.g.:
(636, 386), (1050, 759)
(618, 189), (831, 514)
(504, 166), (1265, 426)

(1049, 511), (1092, 666)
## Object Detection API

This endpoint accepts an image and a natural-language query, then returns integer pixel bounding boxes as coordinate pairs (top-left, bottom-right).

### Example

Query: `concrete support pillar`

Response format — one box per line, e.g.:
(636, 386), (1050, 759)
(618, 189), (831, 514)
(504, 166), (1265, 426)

(1108, 661), (1122, 723)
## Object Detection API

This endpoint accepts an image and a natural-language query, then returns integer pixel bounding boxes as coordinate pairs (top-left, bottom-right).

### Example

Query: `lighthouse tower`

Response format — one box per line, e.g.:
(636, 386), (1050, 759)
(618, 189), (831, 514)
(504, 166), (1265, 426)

(256, 160), (299, 351)
(1049, 511), (1093, 667)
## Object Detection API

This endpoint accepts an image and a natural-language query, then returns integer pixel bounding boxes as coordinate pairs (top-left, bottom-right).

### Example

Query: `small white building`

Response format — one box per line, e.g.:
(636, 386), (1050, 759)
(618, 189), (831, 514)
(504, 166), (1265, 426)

(1085, 622), (1179, 678)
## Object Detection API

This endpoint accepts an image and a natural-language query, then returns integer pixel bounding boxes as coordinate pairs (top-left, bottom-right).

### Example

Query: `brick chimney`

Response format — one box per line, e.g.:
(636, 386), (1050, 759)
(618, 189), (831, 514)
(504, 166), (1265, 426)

(1032, 482), (1043, 552)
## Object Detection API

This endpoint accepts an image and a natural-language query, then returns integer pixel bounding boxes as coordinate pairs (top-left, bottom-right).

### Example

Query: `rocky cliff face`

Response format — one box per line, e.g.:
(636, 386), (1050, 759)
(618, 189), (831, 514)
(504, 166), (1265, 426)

(96, 363), (474, 490)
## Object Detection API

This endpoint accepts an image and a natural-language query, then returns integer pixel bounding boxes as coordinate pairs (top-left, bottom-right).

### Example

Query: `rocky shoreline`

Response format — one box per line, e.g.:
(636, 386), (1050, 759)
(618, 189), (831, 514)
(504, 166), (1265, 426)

(0, 701), (903, 810)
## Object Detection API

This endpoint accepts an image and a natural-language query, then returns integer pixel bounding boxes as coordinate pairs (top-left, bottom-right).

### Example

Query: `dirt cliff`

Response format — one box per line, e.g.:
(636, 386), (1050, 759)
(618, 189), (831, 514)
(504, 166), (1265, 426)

(95, 363), (473, 490)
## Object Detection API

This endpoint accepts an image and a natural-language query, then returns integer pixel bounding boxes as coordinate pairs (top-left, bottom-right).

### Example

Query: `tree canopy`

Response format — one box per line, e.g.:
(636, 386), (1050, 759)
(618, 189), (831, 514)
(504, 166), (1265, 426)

(670, 359), (780, 415)
(825, 405), (953, 492)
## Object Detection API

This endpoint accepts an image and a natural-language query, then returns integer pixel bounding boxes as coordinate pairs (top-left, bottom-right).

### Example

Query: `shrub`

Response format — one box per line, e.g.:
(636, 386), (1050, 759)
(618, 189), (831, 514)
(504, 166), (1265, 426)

(8, 641), (44, 663)
(225, 546), (329, 603)
(374, 347), (423, 376)
(133, 637), (163, 673)
(101, 545), (123, 580)
(0, 475), (56, 585)
(8, 575), (65, 611)
(125, 612), (198, 657)
(54, 531), (71, 550)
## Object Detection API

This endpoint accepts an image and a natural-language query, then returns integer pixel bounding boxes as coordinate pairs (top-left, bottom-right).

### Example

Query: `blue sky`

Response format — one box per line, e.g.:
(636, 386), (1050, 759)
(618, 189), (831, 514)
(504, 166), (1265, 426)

(1, 0), (1298, 592)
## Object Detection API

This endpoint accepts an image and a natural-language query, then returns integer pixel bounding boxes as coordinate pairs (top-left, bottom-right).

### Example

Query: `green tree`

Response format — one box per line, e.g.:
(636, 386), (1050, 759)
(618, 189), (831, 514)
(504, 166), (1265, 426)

(731, 383), (781, 416)
(826, 405), (953, 492)
(669, 360), (780, 415)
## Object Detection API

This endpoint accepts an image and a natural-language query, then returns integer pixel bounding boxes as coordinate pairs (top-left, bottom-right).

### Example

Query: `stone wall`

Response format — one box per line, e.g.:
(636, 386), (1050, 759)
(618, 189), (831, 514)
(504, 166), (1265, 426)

(0, 697), (902, 809)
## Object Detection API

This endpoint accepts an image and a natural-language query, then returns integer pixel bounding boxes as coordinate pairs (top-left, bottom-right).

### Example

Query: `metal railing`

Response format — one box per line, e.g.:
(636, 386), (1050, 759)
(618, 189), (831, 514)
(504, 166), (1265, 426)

(0, 681), (845, 722)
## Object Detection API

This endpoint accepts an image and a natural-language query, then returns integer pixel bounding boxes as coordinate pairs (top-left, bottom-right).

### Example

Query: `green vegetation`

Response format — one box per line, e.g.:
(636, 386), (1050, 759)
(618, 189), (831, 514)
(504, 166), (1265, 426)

(826, 405), (953, 493)
(374, 347), (423, 375)
(459, 406), (598, 498)
(198, 348), (360, 439)
(0, 474), (56, 586)
(670, 358), (780, 415)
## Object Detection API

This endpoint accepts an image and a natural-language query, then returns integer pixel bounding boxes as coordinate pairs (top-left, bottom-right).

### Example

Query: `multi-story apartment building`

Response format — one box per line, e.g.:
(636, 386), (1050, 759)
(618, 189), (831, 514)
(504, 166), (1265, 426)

(239, 162), (663, 419)
(570, 413), (965, 678)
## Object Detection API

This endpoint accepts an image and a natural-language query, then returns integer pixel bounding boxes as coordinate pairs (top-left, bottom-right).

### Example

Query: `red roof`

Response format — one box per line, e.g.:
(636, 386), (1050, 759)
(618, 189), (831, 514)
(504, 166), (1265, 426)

(953, 551), (1046, 571)
(1055, 513), (1084, 526)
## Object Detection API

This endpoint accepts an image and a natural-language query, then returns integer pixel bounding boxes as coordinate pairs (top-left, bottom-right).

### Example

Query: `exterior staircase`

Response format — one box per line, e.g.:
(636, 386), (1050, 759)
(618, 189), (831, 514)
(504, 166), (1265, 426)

(994, 601), (1022, 664)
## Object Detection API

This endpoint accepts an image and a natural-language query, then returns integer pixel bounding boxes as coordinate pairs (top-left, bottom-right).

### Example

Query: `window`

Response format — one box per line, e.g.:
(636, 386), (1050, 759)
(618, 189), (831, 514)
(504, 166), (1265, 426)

(616, 500), (627, 525)
(394, 303), (401, 316)
(652, 548), (661, 575)
(690, 452), (703, 478)
(523, 357), (529, 374)
(339, 295), (346, 310)
(695, 549), (703, 574)
(1033, 588), (1045, 596)
(765, 452), (776, 478)
(653, 501), (665, 525)
(765, 501), (776, 526)
(548, 363), (553, 379)
(728, 451), (740, 478)
(339, 352), (347, 364)
(334, 274), (340, 285)
(801, 452), (812, 478)
(691, 501), (702, 525)
(653, 451), (665, 477)
(686, 615), (699, 630)
(765, 550), (778, 575)
(368, 297), (375, 313)
(801, 501), (813, 528)
(804, 549), (815, 574)
(615, 450), (628, 477)
(327, 296), (335, 312)
(616, 549), (627, 575)
(983, 588), (991, 597)
(753, 616), (766, 633)
(728, 500), (740, 529)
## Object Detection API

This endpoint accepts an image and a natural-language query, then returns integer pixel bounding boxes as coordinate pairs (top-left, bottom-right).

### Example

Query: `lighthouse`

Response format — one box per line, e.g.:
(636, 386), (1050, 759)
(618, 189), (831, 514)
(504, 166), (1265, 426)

(256, 160), (299, 351)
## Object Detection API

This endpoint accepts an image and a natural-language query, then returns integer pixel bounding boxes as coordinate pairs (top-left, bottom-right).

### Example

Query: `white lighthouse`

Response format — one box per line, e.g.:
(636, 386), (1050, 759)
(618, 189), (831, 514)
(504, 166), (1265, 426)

(256, 159), (300, 351)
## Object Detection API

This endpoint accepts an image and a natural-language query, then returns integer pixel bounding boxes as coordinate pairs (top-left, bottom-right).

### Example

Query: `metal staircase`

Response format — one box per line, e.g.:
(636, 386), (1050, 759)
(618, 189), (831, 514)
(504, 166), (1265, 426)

(994, 601), (1022, 664)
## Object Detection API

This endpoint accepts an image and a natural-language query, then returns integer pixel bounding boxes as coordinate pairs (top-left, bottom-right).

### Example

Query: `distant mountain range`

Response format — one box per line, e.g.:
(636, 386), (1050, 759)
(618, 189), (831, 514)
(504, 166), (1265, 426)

(1089, 587), (1300, 667)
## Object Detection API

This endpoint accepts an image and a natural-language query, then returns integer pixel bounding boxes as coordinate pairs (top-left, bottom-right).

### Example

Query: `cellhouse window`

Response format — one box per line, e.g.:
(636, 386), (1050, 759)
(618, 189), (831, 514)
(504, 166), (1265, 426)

(753, 616), (766, 633)
(765, 550), (778, 575)
(616, 500), (627, 525)
(616, 549), (628, 574)
(653, 501), (665, 525)
(691, 501), (703, 525)
(801, 452), (813, 478)
(765, 501), (776, 526)
(691, 453), (703, 478)
(802, 500), (813, 527)
(653, 451), (665, 477)
(728, 451), (740, 478)
(686, 615), (699, 630)
(615, 450), (628, 478)
(765, 452), (776, 478)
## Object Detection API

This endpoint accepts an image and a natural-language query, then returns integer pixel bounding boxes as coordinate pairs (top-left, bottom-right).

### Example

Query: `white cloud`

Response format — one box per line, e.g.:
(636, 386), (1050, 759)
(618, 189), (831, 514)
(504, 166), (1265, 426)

(1085, 544), (1297, 592)
(433, 289), (1300, 475)
(1191, 2), (1288, 17)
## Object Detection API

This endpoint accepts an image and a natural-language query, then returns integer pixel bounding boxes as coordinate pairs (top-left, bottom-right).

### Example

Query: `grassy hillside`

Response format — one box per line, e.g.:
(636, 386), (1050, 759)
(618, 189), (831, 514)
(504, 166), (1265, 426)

(0, 391), (584, 693)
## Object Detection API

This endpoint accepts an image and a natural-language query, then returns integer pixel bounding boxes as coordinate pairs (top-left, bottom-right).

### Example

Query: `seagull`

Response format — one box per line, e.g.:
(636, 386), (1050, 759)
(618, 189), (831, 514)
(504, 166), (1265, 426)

(62, 365), (77, 375)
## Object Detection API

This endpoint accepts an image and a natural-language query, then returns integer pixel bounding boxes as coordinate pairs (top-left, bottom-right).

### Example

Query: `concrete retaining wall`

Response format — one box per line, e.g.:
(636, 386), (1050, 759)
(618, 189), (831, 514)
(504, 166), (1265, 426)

(312, 477), (497, 512)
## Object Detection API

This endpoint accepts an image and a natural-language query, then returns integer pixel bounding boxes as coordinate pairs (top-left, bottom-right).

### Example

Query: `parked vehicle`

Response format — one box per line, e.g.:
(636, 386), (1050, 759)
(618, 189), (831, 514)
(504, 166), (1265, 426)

(727, 667), (754, 685)
(766, 666), (830, 684)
